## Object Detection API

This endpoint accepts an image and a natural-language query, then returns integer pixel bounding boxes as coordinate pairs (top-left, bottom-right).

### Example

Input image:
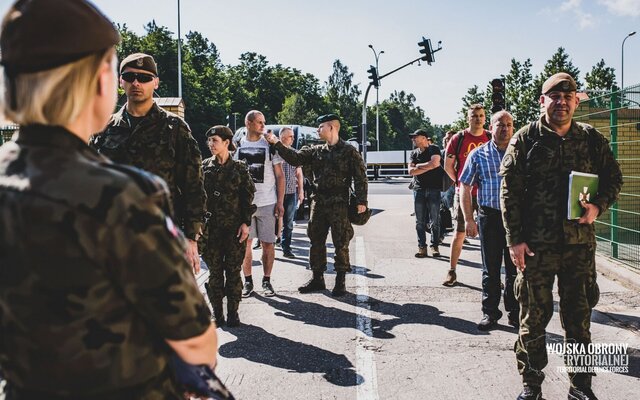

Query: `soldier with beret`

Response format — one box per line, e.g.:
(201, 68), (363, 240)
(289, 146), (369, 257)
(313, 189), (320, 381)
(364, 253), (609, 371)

(89, 52), (206, 275)
(201, 126), (256, 327)
(500, 72), (623, 400)
(0, 0), (217, 398)
(265, 114), (368, 296)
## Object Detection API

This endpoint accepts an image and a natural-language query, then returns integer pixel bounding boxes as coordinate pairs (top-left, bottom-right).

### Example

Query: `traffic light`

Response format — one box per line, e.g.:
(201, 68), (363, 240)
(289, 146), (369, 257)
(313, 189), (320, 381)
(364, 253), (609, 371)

(367, 65), (379, 88)
(491, 78), (506, 113)
(418, 37), (434, 64)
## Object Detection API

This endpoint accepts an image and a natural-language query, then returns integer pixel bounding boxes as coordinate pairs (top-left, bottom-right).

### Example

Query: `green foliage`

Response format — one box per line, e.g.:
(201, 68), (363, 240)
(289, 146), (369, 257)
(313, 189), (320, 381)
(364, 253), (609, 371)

(115, 22), (432, 152)
(505, 58), (540, 130)
(532, 47), (581, 98)
(585, 59), (617, 93)
(452, 85), (486, 130)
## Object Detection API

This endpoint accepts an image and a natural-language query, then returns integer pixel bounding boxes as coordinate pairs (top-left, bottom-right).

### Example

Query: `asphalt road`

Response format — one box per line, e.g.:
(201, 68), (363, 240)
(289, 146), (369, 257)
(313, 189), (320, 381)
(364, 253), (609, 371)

(198, 180), (640, 400)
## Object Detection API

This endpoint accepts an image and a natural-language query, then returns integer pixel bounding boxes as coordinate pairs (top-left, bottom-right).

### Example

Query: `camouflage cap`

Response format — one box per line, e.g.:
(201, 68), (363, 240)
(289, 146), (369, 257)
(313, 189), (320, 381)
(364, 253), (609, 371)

(409, 129), (429, 137)
(119, 53), (158, 75)
(316, 114), (340, 124)
(542, 72), (577, 94)
(0, 0), (120, 75)
(205, 125), (235, 151)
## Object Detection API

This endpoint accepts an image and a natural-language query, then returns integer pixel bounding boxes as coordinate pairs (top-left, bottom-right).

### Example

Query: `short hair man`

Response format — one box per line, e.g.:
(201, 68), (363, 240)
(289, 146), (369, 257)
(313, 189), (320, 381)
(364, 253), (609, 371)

(236, 110), (285, 298)
(459, 111), (519, 331)
(500, 73), (623, 400)
(279, 127), (305, 259)
(264, 114), (368, 296)
(408, 129), (443, 258)
(90, 53), (206, 274)
(443, 104), (491, 286)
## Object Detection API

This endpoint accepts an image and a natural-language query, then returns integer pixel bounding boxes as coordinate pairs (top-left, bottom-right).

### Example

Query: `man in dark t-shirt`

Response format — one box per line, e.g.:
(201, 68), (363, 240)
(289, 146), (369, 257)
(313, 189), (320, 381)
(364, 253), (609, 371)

(409, 129), (443, 258)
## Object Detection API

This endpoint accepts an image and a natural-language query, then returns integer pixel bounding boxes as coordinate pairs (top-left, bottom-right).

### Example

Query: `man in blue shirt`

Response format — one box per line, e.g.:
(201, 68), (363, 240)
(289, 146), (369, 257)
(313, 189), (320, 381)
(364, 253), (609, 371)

(459, 110), (519, 330)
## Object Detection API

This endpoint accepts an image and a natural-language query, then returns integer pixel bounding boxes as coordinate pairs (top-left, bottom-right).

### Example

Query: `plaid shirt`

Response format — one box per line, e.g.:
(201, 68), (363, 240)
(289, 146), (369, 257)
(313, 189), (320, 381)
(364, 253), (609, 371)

(459, 140), (505, 210)
(282, 160), (298, 195)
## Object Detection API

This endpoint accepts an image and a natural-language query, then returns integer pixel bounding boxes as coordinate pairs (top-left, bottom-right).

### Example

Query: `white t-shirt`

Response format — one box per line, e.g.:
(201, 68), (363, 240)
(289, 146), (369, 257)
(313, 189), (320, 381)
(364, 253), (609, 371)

(235, 135), (283, 207)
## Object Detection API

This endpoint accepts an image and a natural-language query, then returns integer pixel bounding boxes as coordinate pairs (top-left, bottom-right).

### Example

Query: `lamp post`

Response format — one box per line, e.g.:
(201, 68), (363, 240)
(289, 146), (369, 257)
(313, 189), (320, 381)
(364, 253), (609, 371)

(621, 31), (636, 90)
(177, 0), (183, 98)
(368, 44), (384, 152)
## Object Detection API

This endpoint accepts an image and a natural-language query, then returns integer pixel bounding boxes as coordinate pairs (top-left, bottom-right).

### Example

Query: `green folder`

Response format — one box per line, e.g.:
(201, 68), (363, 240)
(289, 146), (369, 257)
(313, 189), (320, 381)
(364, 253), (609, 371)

(568, 171), (599, 220)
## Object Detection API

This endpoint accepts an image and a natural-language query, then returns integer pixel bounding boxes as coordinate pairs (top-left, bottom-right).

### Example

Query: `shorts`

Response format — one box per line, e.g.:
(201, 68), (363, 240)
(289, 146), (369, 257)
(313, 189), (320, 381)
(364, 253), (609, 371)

(452, 192), (478, 233)
(249, 203), (277, 243)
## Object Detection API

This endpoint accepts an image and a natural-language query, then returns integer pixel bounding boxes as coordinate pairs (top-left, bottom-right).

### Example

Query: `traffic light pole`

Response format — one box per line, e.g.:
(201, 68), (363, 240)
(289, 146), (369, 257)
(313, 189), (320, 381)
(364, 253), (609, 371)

(361, 56), (425, 166)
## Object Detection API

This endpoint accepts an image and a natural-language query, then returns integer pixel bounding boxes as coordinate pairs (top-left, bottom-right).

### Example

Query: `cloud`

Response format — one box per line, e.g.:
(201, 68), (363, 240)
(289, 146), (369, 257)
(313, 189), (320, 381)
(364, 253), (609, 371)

(560, 0), (583, 12)
(540, 0), (597, 30)
(599, 0), (640, 17)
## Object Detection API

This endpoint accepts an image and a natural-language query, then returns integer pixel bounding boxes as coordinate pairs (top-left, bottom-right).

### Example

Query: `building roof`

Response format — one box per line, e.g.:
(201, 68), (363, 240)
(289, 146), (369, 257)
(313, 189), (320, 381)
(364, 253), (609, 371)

(155, 97), (184, 107)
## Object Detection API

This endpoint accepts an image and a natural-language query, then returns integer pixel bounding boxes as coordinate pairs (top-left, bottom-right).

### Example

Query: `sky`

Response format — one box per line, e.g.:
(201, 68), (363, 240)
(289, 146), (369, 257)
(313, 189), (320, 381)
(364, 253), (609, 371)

(2, 0), (640, 125)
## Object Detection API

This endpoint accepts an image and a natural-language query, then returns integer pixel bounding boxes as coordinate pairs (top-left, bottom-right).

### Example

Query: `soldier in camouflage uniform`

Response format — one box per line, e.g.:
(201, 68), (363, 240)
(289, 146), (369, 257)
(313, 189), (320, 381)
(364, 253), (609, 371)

(201, 126), (256, 327)
(0, 1), (217, 398)
(89, 53), (206, 274)
(265, 114), (368, 296)
(500, 73), (623, 400)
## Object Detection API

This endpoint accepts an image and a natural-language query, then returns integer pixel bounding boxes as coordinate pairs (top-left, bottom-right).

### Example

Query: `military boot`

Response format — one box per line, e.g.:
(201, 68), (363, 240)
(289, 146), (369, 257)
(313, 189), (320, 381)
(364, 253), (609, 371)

(226, 300), (240, 327)
(212, 298), (225, 327)
(569, 375), (597, 400)
(516, 385), (542, 400)
(298, 271), (326, 293)
(332, 272), (347, 297)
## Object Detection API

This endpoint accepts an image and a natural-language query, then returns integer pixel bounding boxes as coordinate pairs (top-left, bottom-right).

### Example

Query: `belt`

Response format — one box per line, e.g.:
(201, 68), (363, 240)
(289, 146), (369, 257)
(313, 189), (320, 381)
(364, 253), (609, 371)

(478, 205), (501, 215)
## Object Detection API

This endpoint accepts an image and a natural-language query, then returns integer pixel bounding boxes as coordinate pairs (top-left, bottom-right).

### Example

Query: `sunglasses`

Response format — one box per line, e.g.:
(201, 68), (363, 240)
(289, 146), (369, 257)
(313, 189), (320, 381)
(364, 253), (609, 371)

(121, 72), (156, 83)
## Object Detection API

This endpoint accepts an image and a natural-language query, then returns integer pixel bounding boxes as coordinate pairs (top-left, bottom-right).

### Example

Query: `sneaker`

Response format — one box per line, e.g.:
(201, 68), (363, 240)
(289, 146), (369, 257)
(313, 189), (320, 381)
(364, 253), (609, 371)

(463, 238), (470, 245)
(241, 281), (254, 298)
(262, 280), (276, 297)
(253, 240), (261, 250)
(477, 314), (498, 331)
(415, 246), (428, 258)
(443, 269), (457, 286)
(568, 386), (599, 400)
(283, 251), (296, 259)
(429, 245), (440, 257)
(516, 385), (542, 400)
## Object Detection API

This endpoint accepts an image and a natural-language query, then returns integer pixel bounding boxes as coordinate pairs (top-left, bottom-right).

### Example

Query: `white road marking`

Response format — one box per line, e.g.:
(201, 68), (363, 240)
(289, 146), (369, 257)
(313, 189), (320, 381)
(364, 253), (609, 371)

(354, 236), (379, 400)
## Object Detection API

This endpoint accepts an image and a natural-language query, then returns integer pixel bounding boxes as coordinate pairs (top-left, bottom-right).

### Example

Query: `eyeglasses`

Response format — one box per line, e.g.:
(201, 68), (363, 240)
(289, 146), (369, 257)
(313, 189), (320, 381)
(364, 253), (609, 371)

(121, 72), (155, 83)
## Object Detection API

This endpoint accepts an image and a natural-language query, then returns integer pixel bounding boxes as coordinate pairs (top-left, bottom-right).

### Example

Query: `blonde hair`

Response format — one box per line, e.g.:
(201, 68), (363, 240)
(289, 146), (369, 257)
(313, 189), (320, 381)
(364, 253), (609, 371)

(2, 48), (114, 126)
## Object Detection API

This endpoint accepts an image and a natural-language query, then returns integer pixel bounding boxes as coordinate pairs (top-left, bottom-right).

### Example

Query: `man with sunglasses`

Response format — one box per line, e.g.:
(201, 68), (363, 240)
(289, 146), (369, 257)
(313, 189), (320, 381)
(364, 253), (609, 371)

(90, 53), (206, 275)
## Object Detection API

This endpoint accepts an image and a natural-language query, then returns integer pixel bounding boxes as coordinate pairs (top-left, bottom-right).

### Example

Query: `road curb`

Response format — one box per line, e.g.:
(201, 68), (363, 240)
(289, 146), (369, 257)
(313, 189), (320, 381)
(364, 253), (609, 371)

(596, 253), (640, 291)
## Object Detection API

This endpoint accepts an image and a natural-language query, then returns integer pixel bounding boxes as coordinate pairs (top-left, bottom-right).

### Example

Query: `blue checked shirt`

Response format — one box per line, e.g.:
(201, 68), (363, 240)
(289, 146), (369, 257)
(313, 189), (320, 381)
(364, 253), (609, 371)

(459, 140), (505, 210)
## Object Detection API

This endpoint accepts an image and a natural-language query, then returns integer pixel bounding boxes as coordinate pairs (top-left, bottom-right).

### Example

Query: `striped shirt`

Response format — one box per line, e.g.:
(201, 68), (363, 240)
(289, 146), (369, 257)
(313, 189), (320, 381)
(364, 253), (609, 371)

(459, 140), (505, 210)
(282, 160), (298, 195)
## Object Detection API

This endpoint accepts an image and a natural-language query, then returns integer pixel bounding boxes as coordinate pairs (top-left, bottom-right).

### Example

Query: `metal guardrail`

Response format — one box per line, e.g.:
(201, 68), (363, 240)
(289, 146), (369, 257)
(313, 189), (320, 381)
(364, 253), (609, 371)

(574, 85), (640, 270)
(0, 124), (18, 144)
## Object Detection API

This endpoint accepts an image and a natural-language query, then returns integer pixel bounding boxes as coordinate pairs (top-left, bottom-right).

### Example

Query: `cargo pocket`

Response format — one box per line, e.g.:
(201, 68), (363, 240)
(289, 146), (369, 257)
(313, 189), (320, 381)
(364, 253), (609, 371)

(514, 272), (525, 303)
(586, 276), (600, 309)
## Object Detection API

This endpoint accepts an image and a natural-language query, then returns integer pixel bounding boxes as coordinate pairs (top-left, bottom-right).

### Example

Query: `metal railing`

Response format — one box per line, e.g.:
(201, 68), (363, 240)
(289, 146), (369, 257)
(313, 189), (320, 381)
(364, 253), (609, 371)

(0, 124), (18, 144)
(574, 85), (640, 270)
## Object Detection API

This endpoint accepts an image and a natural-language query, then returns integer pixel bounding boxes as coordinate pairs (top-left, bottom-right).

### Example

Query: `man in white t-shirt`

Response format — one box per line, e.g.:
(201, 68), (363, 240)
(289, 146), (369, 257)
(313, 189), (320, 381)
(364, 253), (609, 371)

(236, 110), (285, 298)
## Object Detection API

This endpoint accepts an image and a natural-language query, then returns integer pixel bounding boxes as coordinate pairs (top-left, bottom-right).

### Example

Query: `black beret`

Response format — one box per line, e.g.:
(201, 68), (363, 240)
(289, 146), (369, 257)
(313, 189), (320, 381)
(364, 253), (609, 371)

(119, 53), (158, 75)
(542, 72), (577, 94)
(316, 114), (340, 124)
(205, 125), (235, 151)
(409, 129), (429, 138)
(0, 0), (120, 75)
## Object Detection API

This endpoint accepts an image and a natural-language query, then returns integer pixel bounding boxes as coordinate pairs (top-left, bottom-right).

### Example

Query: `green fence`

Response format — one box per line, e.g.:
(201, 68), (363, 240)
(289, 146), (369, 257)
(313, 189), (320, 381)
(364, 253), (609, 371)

(574, 85), (640, 270)
(0, 124), (18, 144)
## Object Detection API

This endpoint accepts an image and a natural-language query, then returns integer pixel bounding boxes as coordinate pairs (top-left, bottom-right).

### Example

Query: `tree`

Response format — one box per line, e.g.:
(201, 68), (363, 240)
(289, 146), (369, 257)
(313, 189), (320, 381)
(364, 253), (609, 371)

(323, 59), (362, 135)
(378, 90), (434, 150)
(533, 47), (582, 97)
(585, 59), (617, 93)
(277, 94), (318, 126)
(505, 58), (540, 129)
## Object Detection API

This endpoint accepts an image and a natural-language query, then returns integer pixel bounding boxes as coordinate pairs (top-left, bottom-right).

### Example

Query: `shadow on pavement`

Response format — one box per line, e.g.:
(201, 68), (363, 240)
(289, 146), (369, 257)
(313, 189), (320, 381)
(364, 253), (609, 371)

(218, 323), (362, 386)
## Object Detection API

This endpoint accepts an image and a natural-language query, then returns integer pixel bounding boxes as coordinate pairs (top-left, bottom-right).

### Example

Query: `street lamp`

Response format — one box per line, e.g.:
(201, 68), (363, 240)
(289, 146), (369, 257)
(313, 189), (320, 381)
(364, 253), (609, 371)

(368, 44), (384, 152)
(621, 31), (636, 90)
(177, 0), (183, 98)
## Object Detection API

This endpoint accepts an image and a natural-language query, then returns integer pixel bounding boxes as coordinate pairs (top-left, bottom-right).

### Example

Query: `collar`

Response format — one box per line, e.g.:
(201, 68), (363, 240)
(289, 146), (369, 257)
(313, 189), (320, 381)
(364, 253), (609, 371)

(539, 116), (583, 140)
(112, 101), (161, 127)
(325, 138), (345, 150)
(16, 125), (104, 161)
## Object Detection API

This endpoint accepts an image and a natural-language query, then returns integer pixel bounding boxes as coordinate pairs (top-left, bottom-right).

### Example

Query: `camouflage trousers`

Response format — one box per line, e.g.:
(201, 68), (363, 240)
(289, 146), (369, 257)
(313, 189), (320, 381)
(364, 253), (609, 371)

(201, 227), (245, 302)
(514, 243), (599, 388)
(307, 200), (354, 273)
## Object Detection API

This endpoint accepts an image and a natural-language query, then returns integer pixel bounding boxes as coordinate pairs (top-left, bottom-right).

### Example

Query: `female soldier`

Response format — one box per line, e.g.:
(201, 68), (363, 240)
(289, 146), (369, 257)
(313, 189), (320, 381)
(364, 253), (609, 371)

(0, 0), (216, 398)
(202, 126), (256, 327)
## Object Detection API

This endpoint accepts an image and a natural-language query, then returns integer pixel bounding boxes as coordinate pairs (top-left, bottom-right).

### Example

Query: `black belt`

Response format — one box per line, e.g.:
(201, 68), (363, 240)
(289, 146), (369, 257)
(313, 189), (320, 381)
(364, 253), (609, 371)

(479, 205), (501, 215)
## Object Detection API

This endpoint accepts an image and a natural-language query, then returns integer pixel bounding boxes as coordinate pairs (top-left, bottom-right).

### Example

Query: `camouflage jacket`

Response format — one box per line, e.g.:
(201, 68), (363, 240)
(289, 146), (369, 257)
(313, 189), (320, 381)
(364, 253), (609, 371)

(202, 156), (256, 231)
(274, 139), (368, 206)
(89, 102), (206, 240)
(0, 126), (211, 398)
(500, 117), (623, 246)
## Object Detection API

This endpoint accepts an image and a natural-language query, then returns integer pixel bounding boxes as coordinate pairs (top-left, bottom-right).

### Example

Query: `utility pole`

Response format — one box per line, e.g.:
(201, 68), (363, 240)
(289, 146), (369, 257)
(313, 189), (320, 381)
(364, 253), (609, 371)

(177, 0), (183, 98)
(368, 45), (384, 152)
